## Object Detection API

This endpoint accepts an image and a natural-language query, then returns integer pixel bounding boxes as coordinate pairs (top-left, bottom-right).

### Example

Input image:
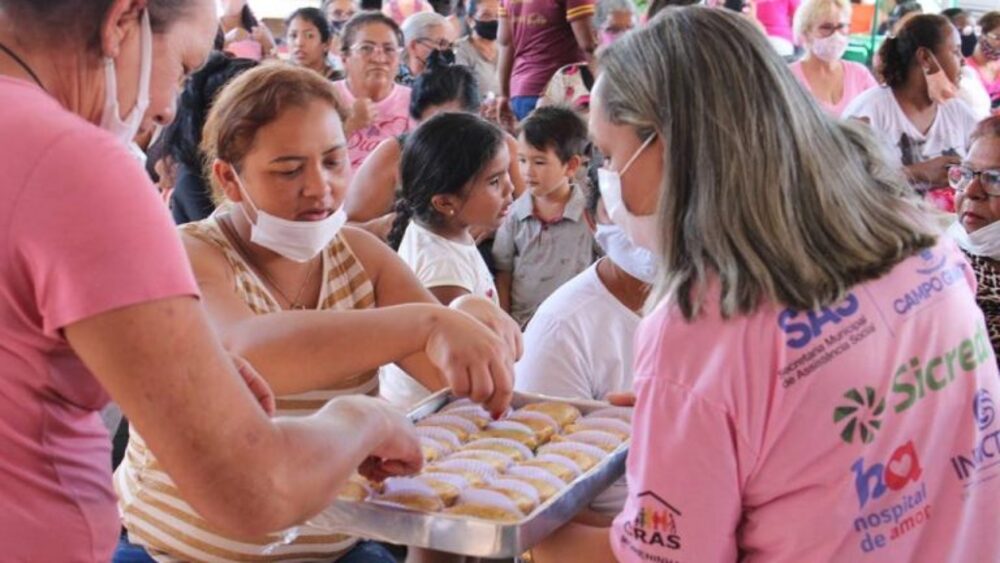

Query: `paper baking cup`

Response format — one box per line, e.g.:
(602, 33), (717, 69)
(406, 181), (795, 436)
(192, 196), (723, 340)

(463, 437), (533, 461)
(528, 453), (583, 479)
(455, 488), (523, 515)
(561, 430), (622, 451)
(416, 426), (462, 450)
(418, 414), (480, 435)
(567, 417), (631, 438)
(448, 449), (516, 471)
(505, 465), (567, 491)
(486, 478), (541, 505)
(538, 441), (608, 468)
(425, 458), (499, 485)
(507, 410), (560, 432)
(585, 406), (633, 423)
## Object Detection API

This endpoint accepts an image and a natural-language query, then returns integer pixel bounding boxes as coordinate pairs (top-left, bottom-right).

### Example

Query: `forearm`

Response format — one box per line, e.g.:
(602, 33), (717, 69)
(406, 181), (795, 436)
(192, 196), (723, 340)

(223, 305), (443, 395)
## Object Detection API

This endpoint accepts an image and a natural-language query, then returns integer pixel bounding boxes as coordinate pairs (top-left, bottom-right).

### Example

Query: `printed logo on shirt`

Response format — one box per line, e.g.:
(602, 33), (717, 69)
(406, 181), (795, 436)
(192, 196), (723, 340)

(892, 248), (968, 316)
(618, 490), (682, 560)
(850, 440), (932, 554)
(776, 293), (876, 389)
(833, 386), (886, 444)
(948, 389), (1000, 486)
(890, 326), (992, 414)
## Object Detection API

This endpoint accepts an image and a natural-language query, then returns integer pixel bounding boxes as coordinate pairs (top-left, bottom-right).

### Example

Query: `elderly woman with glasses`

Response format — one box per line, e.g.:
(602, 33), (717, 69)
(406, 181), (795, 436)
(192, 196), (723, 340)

(789, 0), (876, 115)
(948, 116), (1000, 360)
(333, 11), (413, 173)
(398, 12), (453, 86)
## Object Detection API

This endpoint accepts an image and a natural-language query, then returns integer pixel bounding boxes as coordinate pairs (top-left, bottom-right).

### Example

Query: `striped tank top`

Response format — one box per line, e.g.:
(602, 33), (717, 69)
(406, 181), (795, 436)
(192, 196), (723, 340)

(115, 212), (378, 561)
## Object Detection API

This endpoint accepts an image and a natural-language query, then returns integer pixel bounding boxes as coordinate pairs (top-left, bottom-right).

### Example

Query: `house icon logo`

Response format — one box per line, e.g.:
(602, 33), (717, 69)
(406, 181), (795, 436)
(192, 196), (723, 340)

(622, 491), (682, 550)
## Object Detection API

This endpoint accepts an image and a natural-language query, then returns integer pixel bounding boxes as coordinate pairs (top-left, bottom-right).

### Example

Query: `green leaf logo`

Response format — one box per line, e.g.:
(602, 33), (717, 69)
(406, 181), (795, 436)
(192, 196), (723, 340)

(833, 386), (885, 444)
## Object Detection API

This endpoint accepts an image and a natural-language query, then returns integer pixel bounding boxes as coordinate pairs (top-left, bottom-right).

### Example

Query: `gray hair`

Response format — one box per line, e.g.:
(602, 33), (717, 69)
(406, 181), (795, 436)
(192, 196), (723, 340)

(596, 7), (936, 320)
(596, 0), (637, 28)
(401, 11), (447, 44)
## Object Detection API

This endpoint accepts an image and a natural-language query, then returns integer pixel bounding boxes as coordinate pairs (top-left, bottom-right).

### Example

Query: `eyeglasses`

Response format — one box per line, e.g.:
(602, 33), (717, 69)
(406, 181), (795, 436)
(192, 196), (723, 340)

(948, 165), (1000, 196)
(349, 43), (402, 59)
(417, 37), (455, 51)
(815, 22), (850, 37)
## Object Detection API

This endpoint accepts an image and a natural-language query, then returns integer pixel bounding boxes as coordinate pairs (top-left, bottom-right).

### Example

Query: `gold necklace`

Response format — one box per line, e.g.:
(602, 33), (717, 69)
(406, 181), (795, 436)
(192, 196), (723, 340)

(221, 216), (321, 310)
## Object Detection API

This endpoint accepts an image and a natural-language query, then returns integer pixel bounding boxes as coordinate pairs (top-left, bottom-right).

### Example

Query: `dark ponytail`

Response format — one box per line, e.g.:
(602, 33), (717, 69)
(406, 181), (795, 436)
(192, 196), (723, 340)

(388, 113), (505, 250)
(409, 52), (481, 120)
(877, 14), (951, 89)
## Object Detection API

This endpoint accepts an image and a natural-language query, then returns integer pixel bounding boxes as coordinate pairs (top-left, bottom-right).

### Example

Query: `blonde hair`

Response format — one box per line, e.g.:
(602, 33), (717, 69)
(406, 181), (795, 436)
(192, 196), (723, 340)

(792, 0), (850, 43)
(201, 63), (344, 204)
(597, 7), (936, 320)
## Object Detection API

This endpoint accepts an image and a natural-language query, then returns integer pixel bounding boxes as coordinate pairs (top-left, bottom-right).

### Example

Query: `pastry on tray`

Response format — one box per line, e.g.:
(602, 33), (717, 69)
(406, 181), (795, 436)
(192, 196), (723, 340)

(519, 453), (583, 483)
(552, 430), (623, 452)
(504, 465), (565, 502)
(447, 449), (516, 471)
(564, 417), (631, 440)
(420, 437), (449, 463)
(472, 420), (541, 449)
(423, 458), (498, 487)
(417, 473), (469, 506)
(439, 405), (493, 429)
(482, 478), (541, 514)
(506, 410), (560, 442)
(519, 401), (581, 427)
(537, 441), (607, 472)
(373, 478), (445, 512)
(336, 475), (372, 502)
(417, 414), (479, 442)
(443, 489), (523, 523)
(461, 437), (533, 462)
(585, 406), (633, 423)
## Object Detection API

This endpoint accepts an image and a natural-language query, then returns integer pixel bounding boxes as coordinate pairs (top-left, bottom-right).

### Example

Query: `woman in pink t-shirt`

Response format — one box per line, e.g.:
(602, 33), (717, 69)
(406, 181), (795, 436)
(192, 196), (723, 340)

(966, 12), (1000, 109)
(0, 1), (514, 560)
(789, 0), (877, 115)
(333, 12), (414, 171)
(537, 7), (1000, 562)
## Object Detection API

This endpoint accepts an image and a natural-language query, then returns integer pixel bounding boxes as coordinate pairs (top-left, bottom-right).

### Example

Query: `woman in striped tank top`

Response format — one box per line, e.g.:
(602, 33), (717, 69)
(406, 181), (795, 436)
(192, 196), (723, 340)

(115, 64), (521, 562)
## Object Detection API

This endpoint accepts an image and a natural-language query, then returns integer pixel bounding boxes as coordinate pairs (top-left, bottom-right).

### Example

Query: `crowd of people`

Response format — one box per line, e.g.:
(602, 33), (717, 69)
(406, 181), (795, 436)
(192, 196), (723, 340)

(1, 0), (1000, 562)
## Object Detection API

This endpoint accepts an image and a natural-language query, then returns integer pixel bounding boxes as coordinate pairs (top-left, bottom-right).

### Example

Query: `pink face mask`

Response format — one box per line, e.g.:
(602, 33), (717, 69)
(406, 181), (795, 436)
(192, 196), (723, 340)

(923, 51), (959, 104)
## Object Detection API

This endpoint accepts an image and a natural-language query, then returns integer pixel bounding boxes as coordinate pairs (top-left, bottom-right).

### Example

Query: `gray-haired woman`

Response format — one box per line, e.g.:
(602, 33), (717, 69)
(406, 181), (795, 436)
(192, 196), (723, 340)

(0, 1), (514, 560)
(535, 7), (1000, 562)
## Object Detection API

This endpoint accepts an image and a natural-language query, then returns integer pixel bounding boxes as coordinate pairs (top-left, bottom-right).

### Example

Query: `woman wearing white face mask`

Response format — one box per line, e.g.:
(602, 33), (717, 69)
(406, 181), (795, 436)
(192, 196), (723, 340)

(947, 116), (1000, 361)
(538, 7), (999, 562)
(0, 1), (516, 560)
(115, 63), (522, 562)
(788, 0), (876, 115)
(843, 14), (977, 210)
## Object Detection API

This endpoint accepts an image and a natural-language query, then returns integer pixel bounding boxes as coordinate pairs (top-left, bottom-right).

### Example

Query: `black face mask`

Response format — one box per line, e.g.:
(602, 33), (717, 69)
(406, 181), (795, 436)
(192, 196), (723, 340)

(474, 20), (499, 41)
(962, 32), (979, 58)
(330, 19), (347, 34)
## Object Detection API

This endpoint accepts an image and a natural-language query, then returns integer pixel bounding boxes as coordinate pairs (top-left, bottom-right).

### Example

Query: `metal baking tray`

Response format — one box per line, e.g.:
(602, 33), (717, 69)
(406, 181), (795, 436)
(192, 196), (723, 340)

(308, 389), (629, 558)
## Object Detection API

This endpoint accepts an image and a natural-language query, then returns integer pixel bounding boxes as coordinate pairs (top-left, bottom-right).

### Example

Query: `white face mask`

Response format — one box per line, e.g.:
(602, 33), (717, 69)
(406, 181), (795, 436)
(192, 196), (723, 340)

(947, 220), (1000, 261)
(595, 223), (658, 283)
(810, 32), (849, 63)
(100, 9), (152, 145)
(597, 133), (659, 252)
(235, 174), (346, 262)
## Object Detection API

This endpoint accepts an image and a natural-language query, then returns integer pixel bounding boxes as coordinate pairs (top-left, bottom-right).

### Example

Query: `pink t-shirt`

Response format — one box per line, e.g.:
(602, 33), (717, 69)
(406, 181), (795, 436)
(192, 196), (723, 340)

(755, 0), (800, 43)
(333, 80), (412, 173)
(0, 78), (199, 561)
(789, 60), (879, 116)
(612, 239), (1000, 562)
(966, 57), (1000, 105)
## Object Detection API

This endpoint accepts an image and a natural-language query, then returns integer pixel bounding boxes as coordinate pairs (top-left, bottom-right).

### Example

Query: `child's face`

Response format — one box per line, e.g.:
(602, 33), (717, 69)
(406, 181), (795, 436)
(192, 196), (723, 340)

(518, 135), (577, 198)
(452, 144), (515, 230)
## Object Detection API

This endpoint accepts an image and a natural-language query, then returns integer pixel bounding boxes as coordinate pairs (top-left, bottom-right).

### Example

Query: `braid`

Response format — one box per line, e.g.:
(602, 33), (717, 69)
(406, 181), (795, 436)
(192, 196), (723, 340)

(387, 197), (414, 251)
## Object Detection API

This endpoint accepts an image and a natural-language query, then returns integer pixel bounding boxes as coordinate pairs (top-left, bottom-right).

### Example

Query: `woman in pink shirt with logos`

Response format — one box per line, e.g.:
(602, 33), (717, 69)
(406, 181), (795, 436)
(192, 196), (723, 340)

(540, 7), (1000, 562)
